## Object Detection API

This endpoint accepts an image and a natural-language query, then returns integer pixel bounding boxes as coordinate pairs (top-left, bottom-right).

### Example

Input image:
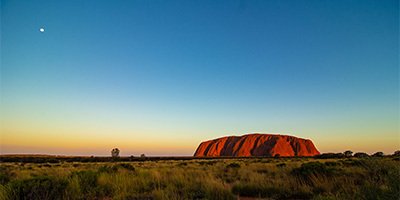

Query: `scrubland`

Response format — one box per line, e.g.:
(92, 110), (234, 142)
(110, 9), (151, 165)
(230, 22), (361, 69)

(0, 156), (399, 200)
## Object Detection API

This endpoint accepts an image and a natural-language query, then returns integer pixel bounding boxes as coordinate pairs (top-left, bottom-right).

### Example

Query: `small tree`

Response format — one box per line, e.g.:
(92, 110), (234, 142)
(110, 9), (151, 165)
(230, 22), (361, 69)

(393, 150), (400, 157)
(111, 148), (120, 161)
(335, 153), (345, 158)
(354, 152), (369, 158)
(372, 152), (384, 157)
(344, 150), (353, 157)
(141, 154), (146, 157)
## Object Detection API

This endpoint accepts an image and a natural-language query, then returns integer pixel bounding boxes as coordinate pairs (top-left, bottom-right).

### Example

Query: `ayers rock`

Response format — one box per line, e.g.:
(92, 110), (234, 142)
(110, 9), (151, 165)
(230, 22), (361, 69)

(194, 133), (320, 157)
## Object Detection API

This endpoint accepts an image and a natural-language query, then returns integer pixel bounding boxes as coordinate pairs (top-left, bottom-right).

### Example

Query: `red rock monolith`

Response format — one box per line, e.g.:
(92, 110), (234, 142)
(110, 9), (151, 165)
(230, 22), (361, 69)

(194, 133), (320, 157)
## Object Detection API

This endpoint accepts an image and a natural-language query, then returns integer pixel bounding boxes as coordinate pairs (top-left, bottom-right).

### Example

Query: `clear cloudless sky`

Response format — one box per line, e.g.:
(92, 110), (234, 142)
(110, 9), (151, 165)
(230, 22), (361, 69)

(1, 0), (399, 156)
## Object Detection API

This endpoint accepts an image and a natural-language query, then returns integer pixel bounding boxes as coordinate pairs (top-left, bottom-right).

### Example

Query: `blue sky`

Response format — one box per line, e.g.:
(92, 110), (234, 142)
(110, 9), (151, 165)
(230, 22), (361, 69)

(1, 0), (399, 156)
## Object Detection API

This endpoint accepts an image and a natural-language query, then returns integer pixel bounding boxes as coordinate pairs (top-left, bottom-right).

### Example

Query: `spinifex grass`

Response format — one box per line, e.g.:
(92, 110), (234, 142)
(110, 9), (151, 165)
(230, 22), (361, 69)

(0, 157), (398, 199)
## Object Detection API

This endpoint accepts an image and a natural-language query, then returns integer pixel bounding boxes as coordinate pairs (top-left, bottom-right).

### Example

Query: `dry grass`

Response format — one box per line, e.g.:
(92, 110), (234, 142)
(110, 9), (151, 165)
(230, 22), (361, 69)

(0, 157), (399, 199)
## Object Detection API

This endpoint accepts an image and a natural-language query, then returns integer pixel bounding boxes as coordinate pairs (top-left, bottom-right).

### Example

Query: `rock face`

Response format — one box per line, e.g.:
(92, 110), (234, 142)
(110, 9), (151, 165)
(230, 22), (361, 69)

(194, 133), (320, 157)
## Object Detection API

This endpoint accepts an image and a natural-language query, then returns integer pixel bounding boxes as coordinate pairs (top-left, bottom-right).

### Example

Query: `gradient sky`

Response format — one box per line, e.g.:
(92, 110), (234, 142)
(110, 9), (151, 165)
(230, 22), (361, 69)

(1, 0), (399, 156)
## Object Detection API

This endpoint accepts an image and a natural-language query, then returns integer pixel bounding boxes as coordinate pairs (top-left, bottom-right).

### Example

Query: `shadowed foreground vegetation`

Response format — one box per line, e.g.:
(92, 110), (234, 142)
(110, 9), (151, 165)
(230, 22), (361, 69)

(0, 156), (399, 200)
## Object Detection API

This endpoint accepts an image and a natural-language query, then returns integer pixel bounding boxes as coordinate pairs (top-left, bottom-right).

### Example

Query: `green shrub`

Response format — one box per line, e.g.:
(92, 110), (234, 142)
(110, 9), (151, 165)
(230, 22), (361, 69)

(100, 163), (136, 173)
(198, 161), (217, 165)
(292, 161), (340, 178)
(276, 163), (286, 167)
(372, 152), (384, 157)
(0, 167), (12, 185)
(187, 183), (206, 199)
(70, 170), (105, 198)
(0, 173), (11, 185)
(204, 181), (236, 200)
(354, 152), (369, 158)
(257, 169), (268, 174)
(114, 163), (135, 171)
(324, 161), (340, 166)
(232, 183), (312, 199)
(177, 162), (188, 167)
(232, 184), (264, 197)
(98, 165), (118, 173)
(356, 185), (397, 200)
(3, 176), (67, 200)
(341, 159), (365, 167)
(261, 160), (272, 163)
(226, 163), (240, 169)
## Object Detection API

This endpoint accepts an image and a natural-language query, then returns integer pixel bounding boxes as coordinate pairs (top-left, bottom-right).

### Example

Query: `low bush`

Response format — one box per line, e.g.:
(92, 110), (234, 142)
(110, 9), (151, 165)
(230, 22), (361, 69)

(232, 183), (313, 199)
(226, 163), (240, 169)
(98, 165), (118, 173)
(354, 152), (369, 158)
(276, 163), (286, 167)
(198, 161), (217, 165)
(0, 166), (12, 185)
(223, 163), (241, 183)
(114, 163), (135, 171)
(2, 176), (67, 200)
(324, 161), (340, 166)
(232, 183), (266, 197)
(340, 159), (365, 167)
(291, 161), (342, 181)
(357, 184), (400, 200)
(256, 169), (268, 174)
(177, 162), (188, 166)
(70, 170), (105, 198)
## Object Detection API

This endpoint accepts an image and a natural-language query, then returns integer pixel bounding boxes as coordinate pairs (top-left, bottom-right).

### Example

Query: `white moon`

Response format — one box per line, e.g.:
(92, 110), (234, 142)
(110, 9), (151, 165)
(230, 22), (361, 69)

(40, 28), (44, 32)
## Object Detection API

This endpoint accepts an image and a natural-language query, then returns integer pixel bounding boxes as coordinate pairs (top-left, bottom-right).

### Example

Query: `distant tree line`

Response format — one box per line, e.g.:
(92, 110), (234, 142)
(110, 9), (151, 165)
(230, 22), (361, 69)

(1, 150), (398, 163)
(0, 156), (196, 163)
(314, 150), (397, 159)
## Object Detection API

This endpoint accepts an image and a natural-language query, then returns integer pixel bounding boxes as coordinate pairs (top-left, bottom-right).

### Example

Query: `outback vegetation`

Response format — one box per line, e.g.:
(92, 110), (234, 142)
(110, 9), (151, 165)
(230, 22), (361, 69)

(0, 154), (399, 200)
